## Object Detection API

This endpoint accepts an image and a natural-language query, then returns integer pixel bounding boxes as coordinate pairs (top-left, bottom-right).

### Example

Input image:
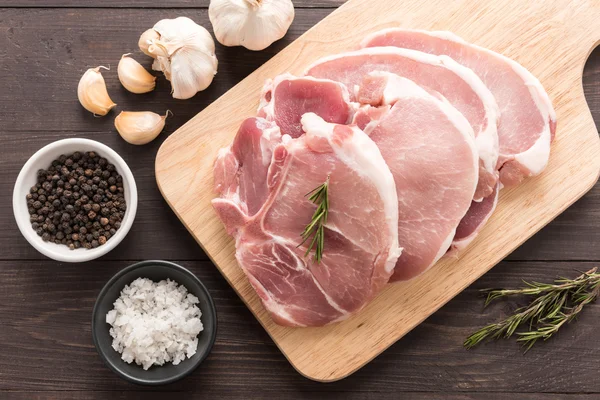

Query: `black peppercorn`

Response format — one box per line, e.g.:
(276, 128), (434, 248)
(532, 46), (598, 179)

(26, 150), (127, 251)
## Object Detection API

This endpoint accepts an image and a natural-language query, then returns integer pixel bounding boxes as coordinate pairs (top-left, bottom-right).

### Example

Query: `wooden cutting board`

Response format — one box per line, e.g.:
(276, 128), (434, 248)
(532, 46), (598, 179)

(156, 0), (600, 382)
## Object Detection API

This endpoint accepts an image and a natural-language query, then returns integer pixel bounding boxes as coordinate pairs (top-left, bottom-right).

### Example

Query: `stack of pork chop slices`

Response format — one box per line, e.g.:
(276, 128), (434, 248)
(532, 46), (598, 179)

(212, 29), (556, 327)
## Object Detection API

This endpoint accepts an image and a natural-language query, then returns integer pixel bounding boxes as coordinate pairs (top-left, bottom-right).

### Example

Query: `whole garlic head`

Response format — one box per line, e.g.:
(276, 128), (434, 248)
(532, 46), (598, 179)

(209, 0), (295, 51)
(140, 17), (218, 100)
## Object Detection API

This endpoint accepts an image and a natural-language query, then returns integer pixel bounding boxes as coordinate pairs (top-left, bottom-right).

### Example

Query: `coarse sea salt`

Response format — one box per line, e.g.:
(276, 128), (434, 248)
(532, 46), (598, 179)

(106, 277), (203, 370)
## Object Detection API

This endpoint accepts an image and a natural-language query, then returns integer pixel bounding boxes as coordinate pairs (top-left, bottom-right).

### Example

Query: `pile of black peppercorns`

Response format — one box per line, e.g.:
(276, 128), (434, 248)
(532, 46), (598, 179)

(26, 151), (127, 250)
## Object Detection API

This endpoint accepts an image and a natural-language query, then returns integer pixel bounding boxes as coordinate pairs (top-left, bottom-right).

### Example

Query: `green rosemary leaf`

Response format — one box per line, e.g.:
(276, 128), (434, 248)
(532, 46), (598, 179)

(465, 268), (600, 351)
(299, 177), (330, 263)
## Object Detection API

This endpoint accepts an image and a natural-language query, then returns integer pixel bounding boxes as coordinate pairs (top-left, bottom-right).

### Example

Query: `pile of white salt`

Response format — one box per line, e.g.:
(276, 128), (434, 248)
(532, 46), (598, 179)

(106, 277), (203, 370)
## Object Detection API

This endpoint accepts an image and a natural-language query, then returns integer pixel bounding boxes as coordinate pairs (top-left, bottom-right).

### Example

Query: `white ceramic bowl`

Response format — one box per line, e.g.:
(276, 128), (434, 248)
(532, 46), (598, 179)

(13, 138), (138, 262)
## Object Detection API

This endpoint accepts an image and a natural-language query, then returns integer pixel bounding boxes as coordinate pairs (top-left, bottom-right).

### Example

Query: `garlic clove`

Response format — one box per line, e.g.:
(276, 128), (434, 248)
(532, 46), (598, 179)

(117, 53), (156, 94)
(77, 66), (117, 117)
(139, 29), (160, 58)
(114, 110), (171, 145)
(144, 17), (218, 100)
(209, 0), (295, 51)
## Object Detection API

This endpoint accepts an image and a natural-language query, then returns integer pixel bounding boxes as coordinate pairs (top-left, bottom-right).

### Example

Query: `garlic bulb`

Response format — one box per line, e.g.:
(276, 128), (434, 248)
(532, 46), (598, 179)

(139, 17), (218, 100)
(77, 66), (117, 116)
(209, 0), (295, 51)
(118, 54), (156, 94)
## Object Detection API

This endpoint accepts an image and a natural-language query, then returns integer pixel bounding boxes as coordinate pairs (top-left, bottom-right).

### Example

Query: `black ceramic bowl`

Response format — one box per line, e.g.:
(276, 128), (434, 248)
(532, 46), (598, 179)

(92, 260), (217, 385)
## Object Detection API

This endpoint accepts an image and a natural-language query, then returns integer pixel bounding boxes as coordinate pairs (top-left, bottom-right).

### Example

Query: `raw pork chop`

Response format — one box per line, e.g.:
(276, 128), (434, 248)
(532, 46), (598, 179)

(306, 46), (499, 201)
(213, 114), (401, 326)
(361, 28), (556, 186)
(355, 71), (499, 253)
(257, 74), (354, 138)
(353, 77), (478, 282)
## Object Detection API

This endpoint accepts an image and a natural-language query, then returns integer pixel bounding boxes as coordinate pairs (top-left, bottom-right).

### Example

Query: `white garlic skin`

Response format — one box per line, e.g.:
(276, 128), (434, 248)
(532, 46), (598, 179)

(139, 29), (160, 58)
(209, 0), (295, 51)
(77, 66), (117, 116)
(115, 111), (170, 145)
(144, 17), (218, 100)
(118, 54), (157, 94)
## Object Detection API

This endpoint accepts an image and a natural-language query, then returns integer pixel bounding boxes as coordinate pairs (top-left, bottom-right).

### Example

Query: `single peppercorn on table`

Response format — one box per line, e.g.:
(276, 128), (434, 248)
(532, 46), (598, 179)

(1, 1), (600, 398)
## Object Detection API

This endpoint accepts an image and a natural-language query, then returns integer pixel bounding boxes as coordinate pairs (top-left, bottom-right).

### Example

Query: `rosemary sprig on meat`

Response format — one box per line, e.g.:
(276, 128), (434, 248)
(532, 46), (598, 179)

(464, 268), (600, 352)
(299, 177), (330, 263)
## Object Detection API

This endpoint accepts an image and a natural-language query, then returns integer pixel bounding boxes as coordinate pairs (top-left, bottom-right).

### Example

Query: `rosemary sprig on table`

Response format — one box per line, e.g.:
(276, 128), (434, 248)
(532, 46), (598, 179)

(299, 177), (330, 263)
(464, 268), (600, 352)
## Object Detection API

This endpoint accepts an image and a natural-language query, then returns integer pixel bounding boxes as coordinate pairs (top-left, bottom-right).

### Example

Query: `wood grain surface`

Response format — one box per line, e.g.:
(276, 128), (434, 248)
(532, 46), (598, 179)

(155, 0), (600, 382)
(0, 1), (599, 398)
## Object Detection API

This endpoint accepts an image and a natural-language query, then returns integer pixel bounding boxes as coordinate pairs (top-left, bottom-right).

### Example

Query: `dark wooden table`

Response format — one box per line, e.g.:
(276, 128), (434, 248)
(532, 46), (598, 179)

(1, 1), (599, 399)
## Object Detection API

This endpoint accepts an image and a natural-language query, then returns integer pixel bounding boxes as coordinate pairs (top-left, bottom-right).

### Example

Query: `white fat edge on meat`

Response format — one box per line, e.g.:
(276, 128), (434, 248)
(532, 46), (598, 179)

(300, 113), (402, 274)
(426, 30), (555, 175)
(506, 61), (554, 175)
(436, 54), (500, 176)
(306, 45), (500, 182)
(304, 46), (448, 75)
